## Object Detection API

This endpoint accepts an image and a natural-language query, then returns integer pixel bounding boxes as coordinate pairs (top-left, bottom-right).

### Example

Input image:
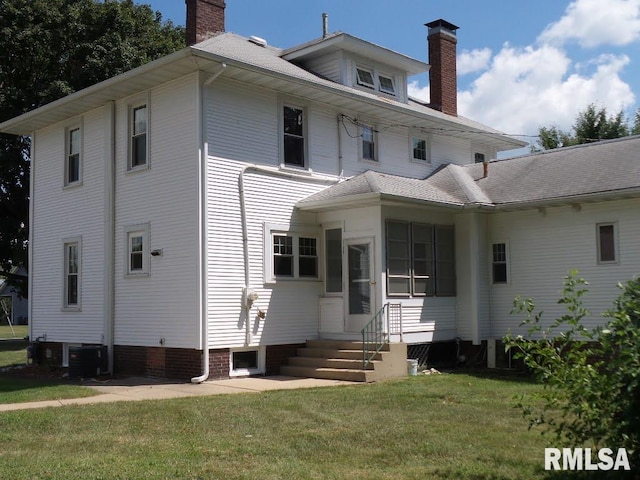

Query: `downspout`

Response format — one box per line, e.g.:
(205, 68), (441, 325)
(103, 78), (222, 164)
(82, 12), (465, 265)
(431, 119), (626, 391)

(104, 101), (116, 374)
(336, 115), (344, 177)
(192, 63), (227, 384)
(27, 132), (35, 343)
(238, 166), (339, 346)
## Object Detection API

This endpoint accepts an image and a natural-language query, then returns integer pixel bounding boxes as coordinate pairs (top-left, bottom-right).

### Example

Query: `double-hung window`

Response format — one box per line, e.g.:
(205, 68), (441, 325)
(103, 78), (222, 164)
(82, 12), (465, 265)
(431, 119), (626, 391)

(386, 221), (455, 297)
(63, 238), (81, 309)
(65, 126), (81, 185)
(130, 104), (148, 169)
(410, 129), (430, 163)
(597, 223), (617, 263)
(269, 230), (319, 280)
(125, 224), (150, 276)
(361, 124), (377, 162)
(282, 105), (306, 168)
(492, 243), (508, 283)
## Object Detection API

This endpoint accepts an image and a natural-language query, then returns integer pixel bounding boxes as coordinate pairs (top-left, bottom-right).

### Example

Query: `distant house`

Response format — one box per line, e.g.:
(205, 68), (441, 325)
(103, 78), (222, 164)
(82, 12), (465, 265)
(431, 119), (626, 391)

(1, 1), (637, 381)
(0, 266), (28, 326)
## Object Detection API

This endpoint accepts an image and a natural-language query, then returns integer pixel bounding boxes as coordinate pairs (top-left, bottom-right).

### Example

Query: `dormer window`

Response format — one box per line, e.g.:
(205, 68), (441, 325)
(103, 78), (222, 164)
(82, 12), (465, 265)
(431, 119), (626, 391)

(356, 68), (375, 89)
(355, 66), (397, 96)
(378, 75), (396, 95)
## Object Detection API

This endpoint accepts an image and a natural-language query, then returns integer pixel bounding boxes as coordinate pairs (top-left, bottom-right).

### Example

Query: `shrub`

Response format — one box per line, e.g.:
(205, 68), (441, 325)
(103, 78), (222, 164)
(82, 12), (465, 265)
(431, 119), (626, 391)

(504, 271), (640, 471)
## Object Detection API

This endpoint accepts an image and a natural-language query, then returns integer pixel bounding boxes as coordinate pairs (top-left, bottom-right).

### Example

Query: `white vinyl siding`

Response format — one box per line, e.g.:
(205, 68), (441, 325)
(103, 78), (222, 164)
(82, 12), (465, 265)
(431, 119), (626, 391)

(488, 199), (640, 338)
(114, 74), (199, 349)
(30, 107), (106, 343)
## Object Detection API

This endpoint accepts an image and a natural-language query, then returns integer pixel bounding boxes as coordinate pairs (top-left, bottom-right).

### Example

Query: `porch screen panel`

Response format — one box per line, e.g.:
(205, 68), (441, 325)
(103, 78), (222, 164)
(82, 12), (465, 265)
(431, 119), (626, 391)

(386, 221), (410, 295)
(412, 223), (434, 295)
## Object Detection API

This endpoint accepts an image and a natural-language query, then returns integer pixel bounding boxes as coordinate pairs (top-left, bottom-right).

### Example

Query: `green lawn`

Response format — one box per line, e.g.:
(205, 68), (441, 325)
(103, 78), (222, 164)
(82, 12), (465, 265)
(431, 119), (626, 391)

(0, 324), (28, 339)
(0, 373), (560, 479)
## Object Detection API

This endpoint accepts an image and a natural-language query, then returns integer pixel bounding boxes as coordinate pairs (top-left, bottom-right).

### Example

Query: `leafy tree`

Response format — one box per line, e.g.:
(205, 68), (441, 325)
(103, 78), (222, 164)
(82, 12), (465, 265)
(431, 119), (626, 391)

(504, 272), (640, 473)
(0, 0), (185, 294)
(533, 104), (633, 151)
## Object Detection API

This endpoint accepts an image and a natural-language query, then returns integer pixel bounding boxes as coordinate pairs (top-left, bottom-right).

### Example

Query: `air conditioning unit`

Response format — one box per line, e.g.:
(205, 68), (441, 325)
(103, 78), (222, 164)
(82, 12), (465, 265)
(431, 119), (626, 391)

(68, 345), (108, 378)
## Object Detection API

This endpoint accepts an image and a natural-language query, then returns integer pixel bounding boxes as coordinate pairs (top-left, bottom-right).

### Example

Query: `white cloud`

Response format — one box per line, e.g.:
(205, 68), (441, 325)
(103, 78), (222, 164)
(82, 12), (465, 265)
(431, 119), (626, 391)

(456, 44), (634, 137)
(538, 0), (640, 47)
(408, 80), (430, 103)
(458, 48), (492, 75)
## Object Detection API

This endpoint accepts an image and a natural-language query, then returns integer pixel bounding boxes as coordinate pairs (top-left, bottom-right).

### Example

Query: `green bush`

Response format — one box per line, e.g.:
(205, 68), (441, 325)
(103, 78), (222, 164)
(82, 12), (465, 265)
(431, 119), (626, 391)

(504, 271), (640, 471)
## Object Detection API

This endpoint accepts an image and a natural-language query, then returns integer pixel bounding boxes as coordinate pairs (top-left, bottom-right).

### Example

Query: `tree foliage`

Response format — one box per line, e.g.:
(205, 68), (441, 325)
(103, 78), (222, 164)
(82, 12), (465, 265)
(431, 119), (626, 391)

(0, 0), (185, 292)
(504, 272), (640, 472)
(533, 104), (640, 151)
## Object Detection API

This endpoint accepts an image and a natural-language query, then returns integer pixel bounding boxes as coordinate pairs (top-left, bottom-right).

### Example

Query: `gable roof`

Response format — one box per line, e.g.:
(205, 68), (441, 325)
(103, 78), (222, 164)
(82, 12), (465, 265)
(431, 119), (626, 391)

(298, 135), (640, 211)
(0, 32), (525, 152)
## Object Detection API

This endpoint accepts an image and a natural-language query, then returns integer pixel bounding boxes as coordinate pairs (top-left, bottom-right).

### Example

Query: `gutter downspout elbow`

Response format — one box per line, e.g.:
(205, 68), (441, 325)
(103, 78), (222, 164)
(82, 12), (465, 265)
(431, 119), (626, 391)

(192, 64), (227, 384)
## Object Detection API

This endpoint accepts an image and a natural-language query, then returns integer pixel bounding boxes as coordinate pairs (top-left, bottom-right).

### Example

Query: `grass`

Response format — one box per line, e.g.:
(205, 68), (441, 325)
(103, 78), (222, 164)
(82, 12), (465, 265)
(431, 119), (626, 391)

(0, 324), (28, 339)
(0, 373), (559, 479)
(0, 339), (97, 404)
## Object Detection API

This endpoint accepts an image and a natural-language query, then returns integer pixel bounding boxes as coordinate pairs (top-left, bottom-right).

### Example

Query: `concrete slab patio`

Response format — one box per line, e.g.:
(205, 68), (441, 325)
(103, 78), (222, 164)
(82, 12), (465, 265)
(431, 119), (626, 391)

(0, 376), (357, 412)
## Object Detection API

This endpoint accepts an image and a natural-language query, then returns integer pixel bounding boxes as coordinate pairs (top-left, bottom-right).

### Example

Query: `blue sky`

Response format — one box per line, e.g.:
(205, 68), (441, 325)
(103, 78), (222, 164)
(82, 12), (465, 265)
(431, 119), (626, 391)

(147, 0), (640, 145)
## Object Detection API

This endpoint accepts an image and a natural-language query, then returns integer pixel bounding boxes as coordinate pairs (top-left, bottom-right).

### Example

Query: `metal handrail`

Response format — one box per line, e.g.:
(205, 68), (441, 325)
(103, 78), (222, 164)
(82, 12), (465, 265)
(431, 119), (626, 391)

(363, 302), (406, 368)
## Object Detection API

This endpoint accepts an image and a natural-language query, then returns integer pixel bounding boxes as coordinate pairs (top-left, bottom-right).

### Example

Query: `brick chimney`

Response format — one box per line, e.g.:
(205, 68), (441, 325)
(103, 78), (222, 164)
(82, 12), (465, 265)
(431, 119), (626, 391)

(426, 19), (459, 116)
(186, 0), (226, 46)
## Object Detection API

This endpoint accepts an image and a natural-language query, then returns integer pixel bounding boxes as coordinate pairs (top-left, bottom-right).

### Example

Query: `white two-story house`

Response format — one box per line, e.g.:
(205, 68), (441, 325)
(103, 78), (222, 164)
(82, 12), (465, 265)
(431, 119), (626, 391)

(2, 1), (638, 381)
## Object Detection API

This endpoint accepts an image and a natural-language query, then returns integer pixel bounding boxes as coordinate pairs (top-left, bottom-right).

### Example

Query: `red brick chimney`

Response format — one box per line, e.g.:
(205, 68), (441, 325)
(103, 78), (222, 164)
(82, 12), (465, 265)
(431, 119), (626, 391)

(426, 19), (459, 116)
(186, 0), (226, 46)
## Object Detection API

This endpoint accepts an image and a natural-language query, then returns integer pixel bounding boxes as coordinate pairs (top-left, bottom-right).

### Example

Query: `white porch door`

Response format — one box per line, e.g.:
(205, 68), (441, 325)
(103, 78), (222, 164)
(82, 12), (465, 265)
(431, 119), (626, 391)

(345, 238), (375, 333)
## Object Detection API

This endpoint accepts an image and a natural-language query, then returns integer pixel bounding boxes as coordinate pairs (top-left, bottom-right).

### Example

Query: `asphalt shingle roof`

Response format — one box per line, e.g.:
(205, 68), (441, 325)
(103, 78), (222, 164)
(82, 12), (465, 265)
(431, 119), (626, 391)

(298, 135), (640, 209)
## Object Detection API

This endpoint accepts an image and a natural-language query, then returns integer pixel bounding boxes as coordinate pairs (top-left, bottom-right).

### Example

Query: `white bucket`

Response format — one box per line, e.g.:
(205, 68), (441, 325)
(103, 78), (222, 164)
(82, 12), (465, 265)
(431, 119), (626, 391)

(407, 359), (418, 376)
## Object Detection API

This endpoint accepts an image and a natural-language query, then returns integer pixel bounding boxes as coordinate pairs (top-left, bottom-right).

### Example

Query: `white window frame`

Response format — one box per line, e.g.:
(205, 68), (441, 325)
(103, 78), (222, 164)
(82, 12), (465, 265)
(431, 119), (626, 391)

(128, 96), (150, 172)
(378, 73), (396, 96)
(409, 129), (431, 163)
(355, 67), (375, 89)
(264, 224), (320, 283)
(124, 223), (150, 276)
(359, 122), (378, 162)
(62, 237), (82, 311)
(596, 222), (618, 264)
(64, 122), (83, 187)
(280, 100), (308, 170)
(229, 346), (265, 377)
(491, 242), (509, 285)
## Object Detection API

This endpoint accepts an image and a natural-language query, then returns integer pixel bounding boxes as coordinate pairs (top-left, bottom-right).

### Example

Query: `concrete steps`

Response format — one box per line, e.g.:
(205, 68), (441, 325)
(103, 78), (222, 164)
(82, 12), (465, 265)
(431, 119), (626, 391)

(280, 339), (407, 383)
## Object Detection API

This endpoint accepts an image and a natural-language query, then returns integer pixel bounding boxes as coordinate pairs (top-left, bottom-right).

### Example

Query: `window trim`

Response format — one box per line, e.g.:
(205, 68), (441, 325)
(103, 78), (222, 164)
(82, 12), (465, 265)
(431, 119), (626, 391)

(359, 122), (378, 163)
(124, 223), (150, 276)
(596, 222), (618, 264)
(280, 101), (308, 170)
(409, 129), (431, 163)
(229, 346), (265, 377)
(64, 123), (83, 187)
(128, 97), (150, 172)
(378, 73), (396, 96)
(491, 242), (509, 285)
(264, 224), (320, 283)
(355, 67), (375, 89)
(62, 237), (82, 311)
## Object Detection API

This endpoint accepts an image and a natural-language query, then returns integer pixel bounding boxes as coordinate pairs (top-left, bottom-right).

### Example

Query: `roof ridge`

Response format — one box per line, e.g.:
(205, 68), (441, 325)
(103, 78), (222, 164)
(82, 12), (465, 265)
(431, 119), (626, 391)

(445, 164), (492, 205)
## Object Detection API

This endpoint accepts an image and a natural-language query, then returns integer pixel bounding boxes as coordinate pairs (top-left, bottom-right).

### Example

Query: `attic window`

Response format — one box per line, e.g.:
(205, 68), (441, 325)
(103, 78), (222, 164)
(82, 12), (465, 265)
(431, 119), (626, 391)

(378, 75), (396, 95)
(356, 68), (375, 89)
